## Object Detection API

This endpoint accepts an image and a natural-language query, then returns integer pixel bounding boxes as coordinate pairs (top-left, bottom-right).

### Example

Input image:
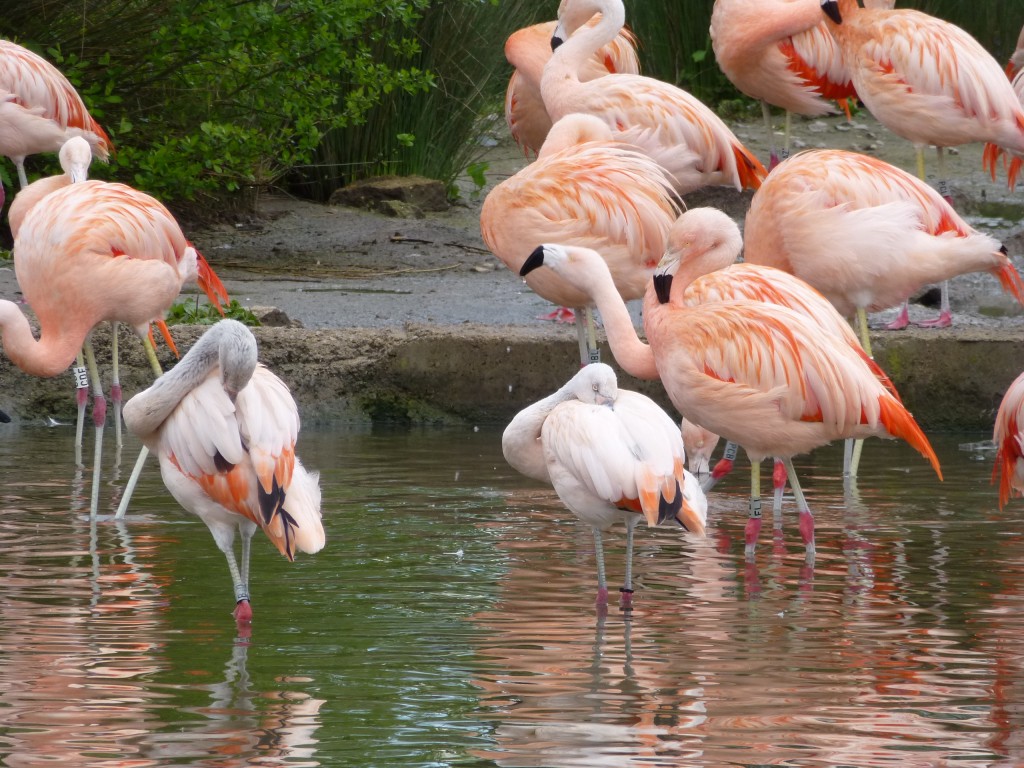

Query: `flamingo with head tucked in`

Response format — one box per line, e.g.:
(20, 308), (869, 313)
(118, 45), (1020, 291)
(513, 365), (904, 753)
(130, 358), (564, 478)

(122, 319), (324, 625)
(503, 361), (706, 608)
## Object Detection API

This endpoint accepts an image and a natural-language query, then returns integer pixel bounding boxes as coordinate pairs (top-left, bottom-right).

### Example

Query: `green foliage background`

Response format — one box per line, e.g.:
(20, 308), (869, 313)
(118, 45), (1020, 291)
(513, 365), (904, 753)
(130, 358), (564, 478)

(2, 0), (1023, 208)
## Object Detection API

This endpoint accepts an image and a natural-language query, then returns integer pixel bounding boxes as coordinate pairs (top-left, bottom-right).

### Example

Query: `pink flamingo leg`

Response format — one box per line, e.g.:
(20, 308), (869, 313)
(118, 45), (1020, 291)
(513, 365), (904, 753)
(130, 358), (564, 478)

(783, 457), (815, 564)
(744, 460), (763, 559)
(73, 360), (89, 468)
(703, 440), (739, 492)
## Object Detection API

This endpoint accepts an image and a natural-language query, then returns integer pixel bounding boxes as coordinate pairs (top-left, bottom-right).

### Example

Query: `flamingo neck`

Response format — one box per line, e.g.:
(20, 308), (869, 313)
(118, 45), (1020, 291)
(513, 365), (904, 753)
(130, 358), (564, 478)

(122, 320), (256, 437)
(672, 232), (744, 305)
(578, 265), (658, 380)
(502, 381), (583, 483)
(541, 0), (623, 115)
(0, 300), (85, 378)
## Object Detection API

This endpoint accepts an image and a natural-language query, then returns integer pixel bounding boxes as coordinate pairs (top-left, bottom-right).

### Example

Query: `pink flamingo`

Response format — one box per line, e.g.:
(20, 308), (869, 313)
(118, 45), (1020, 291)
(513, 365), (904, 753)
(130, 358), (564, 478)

(710, 0), (851, 168)
(820, 0), (1024, 327)
(502, 361), (706, 608)
(661, 207), (904, 502)
(743, 149), (1024, 335)
(504, 18), (639, 157)
(480, 112), (679, 362)
(122, 319), (324, 625)
(541, 0), (766, 196)
(0, 180), (228, 514)
(994, 370), (1024, 510)
(521, 242), (942, 562)
(0, 39), (112, 187)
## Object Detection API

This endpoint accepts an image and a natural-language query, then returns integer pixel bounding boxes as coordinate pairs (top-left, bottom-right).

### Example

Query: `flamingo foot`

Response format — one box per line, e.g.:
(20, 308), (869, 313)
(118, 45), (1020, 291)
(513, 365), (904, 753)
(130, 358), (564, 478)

(538, 307), (576, 324)
(233, 599), (253, 624)
(914, 310), (952, 329)
(798, 510), (815, 550)
(884, 306), (910, 331)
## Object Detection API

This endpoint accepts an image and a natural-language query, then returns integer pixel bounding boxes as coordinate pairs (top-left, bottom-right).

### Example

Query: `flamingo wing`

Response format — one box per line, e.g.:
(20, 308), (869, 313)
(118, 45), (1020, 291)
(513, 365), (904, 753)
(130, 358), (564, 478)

(542, 395), (687, 527)
(0, 40), (112, 155)
(994, 372), (1024, 509)
(484, 141), (677, 263)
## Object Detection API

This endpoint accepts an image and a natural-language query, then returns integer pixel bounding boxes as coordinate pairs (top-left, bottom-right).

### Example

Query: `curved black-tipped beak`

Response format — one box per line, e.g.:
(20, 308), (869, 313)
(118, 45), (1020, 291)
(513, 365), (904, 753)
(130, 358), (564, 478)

(1001, 244), (1009, 256)
(521, 245), (546, 276)
(821, 0), (842, 24)
(551, 34), (564, 51)
(653, 273), (673, 304)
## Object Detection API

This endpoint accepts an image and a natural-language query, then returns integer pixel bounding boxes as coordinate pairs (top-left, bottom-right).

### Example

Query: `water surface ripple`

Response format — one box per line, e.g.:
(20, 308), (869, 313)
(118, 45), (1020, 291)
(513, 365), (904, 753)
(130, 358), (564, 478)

(0, 425), (1020, 766)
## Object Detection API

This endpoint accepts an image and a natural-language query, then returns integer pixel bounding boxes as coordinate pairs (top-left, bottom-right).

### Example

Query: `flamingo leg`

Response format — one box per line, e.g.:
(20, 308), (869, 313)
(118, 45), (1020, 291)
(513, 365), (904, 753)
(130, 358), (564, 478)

(114, 336), (164, 520)
(703, 440), (738, 493)
(14, 159), (28, 189)
(83, 338), (106, 517)
(110, 322), (123, 452)
(620, 517), (636, 610)
(783, 457), (815, 564)
(592, 527), (609, 606)
(781, 109), (792, 163)
(762, 100), (779, 169)
(220, 533), (253, 622)
(744, 459), (763, 559)
(575, 306), (600, 366)
(771, 458), (787, 522)
(72, 350), (89, 468)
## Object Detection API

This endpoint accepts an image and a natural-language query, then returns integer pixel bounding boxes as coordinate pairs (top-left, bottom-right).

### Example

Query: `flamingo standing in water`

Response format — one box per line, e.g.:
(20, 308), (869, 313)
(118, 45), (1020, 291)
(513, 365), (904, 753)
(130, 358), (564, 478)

(521, 242), (942, 562)
(659, 207), (904, 517)
(122, 319), (324, 625)
(0, 39), (112, 187)
(504, 18), (640, 157)
(819, 0), (1024, 328)
(1, 180), (228, 515)
(503, 362), (706, 608)
(541, 0), (766, 196)
(994, 371), (1024, 510)
(743, 149), (1024, 337)
(480, 112), (679, 363)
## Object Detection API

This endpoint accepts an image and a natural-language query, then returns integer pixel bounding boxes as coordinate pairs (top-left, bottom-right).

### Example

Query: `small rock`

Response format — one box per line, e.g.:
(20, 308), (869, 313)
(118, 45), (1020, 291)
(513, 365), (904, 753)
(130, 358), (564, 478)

(328, 174), (450, 213)
(248, 306), (303, 328)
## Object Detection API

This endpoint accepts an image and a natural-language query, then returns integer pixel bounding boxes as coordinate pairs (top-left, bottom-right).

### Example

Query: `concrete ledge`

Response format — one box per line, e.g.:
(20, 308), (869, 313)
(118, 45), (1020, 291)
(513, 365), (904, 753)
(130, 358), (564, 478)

(0, 323), (1022, 431)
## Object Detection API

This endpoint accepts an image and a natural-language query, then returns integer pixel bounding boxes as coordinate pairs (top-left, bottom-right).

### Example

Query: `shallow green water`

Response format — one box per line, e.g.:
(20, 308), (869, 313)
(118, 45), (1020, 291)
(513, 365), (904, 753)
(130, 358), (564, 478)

(0, 423), (1021, 767)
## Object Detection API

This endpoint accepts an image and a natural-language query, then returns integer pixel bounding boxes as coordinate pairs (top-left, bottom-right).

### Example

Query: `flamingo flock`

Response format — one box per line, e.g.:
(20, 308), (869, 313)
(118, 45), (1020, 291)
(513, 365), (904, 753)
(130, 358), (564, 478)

(0, 38), (320, 626)
(492, 0), (1024, 599)
(2, 0), (1024, 621)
